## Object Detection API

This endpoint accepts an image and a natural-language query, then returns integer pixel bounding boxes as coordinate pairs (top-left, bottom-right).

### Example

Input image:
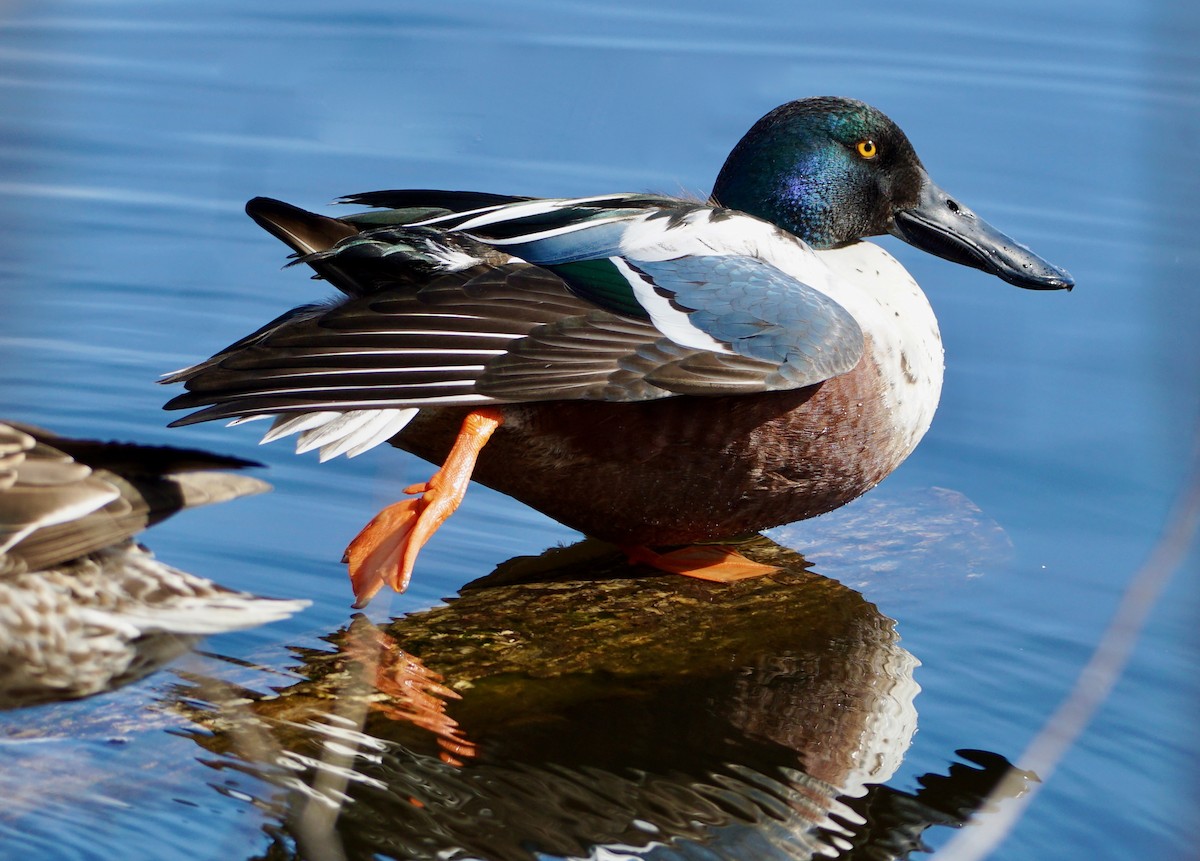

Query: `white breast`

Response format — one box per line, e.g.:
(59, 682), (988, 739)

(814, 242), (945, 458)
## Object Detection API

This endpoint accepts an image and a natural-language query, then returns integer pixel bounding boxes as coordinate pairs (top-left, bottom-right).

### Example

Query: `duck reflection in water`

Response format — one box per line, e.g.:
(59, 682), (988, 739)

(172, 528), (1033, 861)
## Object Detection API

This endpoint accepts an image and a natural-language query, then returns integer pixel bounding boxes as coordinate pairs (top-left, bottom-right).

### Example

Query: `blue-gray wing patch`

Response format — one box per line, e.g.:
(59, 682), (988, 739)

(633, 255), (864, 388)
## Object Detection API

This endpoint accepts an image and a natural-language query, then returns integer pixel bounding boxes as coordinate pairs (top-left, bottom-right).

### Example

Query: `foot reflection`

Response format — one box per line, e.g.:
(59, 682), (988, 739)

(341, 618), (476, 766)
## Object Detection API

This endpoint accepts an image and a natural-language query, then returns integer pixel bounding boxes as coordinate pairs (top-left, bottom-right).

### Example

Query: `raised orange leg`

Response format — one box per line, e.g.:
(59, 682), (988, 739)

(344, 408), (503, 607)
(623, 544), (778, 582)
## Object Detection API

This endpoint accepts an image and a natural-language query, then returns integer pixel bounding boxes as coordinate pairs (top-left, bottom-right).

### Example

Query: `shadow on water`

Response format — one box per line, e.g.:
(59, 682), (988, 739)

(169, 529), (1033, 861)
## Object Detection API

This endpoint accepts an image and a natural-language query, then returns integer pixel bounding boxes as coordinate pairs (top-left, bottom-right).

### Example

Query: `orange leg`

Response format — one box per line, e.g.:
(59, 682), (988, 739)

(623, 544), (778, 582)
(344, 408), (503, 607)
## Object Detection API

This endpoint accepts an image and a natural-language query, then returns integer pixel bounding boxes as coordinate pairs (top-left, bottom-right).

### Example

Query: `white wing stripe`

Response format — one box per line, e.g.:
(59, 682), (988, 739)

(211, 379), (483, 399)
(264, 348), (508, 358)
(611, 258), (734, 355)
(243, 365), (487, 379)
(446, 195), (631, 231)
(468, 215), (629, 247)
(316, 329), (523, 340)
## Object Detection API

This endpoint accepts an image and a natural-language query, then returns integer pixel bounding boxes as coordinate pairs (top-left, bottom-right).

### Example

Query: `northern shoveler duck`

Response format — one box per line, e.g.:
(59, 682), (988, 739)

(163, 96), (1072, 607)
(0, 421), (308, 708)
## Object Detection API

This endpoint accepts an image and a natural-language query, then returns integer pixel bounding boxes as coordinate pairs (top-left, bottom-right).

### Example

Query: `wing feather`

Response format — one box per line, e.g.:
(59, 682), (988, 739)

(165, 193), (865, 431)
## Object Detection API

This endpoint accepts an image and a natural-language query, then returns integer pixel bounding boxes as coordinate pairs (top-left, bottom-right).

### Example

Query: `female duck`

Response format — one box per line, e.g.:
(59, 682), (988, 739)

(163, 97), (1072, 606)
(0, 421), (308, 707)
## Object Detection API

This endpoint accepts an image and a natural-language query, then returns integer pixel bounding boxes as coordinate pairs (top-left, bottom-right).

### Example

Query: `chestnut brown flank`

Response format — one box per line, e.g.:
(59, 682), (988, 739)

(394, 347), (900, 546)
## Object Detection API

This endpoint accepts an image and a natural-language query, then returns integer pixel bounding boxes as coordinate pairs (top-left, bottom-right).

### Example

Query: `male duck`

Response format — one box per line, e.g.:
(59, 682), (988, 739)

(163, 97), (1072, 607)
(0, 421), (308, 708)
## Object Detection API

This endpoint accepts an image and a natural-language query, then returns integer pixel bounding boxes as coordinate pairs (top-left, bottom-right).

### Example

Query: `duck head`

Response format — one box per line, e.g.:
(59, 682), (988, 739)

(711, 96), (1073, 291)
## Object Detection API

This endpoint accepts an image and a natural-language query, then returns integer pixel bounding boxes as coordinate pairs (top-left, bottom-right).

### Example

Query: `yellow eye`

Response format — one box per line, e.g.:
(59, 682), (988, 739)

(856, 139), (877, 159)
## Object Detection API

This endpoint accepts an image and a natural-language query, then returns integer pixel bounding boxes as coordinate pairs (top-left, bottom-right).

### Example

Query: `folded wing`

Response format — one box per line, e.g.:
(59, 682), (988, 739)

(164, 193), (864, 428)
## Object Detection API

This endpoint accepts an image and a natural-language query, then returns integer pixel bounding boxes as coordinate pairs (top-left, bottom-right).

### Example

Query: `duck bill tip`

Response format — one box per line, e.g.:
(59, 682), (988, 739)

(889, 176), (1074, 292)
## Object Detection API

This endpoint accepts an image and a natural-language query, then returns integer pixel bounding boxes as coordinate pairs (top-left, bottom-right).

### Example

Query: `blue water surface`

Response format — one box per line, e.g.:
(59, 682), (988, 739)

(0, 1), (1196, 859)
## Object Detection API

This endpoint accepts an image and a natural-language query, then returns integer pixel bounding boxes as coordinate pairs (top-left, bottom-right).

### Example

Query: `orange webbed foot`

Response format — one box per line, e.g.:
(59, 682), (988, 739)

(344, 409), (503, 607)
(624, 544), (778, 582)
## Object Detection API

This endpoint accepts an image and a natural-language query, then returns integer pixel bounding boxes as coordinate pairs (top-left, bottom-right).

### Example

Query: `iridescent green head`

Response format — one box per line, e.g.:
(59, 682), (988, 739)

(713, 97), (923, 249)
(712, 97), (1073, 290)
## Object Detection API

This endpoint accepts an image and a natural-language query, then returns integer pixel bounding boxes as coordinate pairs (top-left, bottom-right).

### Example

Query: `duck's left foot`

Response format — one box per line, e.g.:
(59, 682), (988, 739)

(624, 544), (778, 582)
(343, 408), (503, 607)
